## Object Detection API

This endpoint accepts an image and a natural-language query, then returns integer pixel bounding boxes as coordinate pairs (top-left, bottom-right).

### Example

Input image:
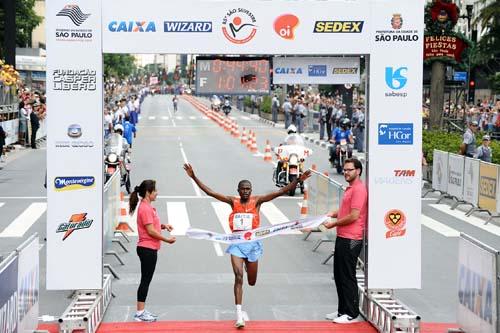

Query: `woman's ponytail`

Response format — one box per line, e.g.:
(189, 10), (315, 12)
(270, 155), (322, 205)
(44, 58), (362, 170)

(129, 180), (156, 215)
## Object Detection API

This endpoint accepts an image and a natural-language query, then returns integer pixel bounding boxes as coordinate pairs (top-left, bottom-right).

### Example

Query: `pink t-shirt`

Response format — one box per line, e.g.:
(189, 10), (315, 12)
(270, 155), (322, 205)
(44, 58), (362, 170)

(137, 200), (161, 250)
(337, 179), (367, 240)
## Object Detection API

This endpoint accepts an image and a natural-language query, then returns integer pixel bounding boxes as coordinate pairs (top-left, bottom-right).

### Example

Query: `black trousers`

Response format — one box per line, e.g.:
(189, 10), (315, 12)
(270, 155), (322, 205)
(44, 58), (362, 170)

(137, 246), (158, 302)
(31, 127), (39, 148)
(334, 236), (363, 318)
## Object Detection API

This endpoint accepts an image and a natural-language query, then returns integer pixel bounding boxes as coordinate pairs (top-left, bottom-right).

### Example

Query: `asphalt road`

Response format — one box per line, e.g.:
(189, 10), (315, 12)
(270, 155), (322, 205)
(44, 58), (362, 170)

(2, 94), (500, 324)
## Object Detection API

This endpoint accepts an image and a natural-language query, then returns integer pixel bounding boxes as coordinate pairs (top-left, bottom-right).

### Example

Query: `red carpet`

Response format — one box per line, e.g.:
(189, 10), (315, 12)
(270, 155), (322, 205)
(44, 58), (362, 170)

(38, 321), (458, 333)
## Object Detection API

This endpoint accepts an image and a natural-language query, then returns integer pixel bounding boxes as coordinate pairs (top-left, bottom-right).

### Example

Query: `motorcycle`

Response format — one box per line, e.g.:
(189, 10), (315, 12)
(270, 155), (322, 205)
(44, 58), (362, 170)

(222, 101), (231, 116)
(104, 133), (132, 193)
(273, 136), (312, 196)
(335, 139), (353, 174)
(211, 95), (221, 112)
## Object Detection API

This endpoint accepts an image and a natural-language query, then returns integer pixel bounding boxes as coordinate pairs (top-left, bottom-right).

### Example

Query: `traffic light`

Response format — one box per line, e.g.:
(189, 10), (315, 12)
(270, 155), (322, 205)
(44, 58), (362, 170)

(468, 70), (476, 103)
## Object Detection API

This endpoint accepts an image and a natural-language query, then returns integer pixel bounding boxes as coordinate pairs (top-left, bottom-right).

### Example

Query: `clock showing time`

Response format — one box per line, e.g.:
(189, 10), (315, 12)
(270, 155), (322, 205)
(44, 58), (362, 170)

(196, 57), (270, 95)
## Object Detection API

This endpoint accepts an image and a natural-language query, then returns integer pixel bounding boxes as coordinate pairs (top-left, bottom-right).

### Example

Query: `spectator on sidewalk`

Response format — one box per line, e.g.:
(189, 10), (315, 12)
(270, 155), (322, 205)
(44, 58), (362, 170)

(283, 98), (293, 129)
(30, 105), (40, 149)
(460, 121), (478, 158)
(0, 123), (6, 163)
(474, 135), (492, 163)
(326, 99), (334, 141)
(294, 99), (307, 133)
(319, 101), (328, 140)
(272, 95), (280, 123)
(352, 108), (365, 153)
(123, 115), (137, 148)
(18, 101), (29, 146)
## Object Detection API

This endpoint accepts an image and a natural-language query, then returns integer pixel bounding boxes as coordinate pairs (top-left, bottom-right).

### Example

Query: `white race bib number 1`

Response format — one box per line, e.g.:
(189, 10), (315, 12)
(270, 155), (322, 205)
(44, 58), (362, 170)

(233, 213), (253, 231)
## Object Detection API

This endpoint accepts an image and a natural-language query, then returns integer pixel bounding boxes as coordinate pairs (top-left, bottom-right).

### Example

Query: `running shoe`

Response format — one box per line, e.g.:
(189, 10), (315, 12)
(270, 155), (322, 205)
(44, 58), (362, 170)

(333, 314), (364, 324)
(235, 318), (245, 328)
(325, 311), (341, 320)
(143, 310), (158, 318)
(134, 311), (156, 322)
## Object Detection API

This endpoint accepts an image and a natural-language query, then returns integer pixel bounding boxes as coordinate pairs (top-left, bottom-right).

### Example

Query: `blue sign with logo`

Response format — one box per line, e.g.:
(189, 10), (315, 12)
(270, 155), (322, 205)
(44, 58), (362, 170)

(454, 72), (467, 82)
(164, 21), (212, 32)
(54, 176), (95, 191)
(108, 21), (156, 32)
(378, 123), (413, 145)
(385, 67), (407, 90)
(308, 65), (327, 77)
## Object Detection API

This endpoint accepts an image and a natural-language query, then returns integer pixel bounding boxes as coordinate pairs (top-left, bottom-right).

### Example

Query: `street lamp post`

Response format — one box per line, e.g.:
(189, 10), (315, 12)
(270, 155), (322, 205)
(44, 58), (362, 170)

(459, 2), (474, 125)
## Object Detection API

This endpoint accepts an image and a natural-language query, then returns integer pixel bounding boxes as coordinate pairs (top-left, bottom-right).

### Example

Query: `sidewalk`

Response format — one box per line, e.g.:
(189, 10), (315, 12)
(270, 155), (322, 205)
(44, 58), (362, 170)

(0, 138), (46, 169)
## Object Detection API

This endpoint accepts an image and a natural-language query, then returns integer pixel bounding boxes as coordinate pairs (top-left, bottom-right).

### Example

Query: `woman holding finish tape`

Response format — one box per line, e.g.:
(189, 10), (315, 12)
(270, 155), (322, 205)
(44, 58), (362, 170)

(129, 179), (176, 322)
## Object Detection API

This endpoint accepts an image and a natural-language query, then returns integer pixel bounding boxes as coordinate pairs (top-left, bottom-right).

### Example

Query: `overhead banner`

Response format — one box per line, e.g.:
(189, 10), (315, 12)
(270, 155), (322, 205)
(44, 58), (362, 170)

(102, 0), (370, 54)
(448, 153), (465, 201)
(272, 57), (360, 84)
(46, 0), (103, 290)
(458, 235), (497, 333)
(478, 162), (498, 213)
(464, 158), (480, 206)
(432, 150), (449, 193)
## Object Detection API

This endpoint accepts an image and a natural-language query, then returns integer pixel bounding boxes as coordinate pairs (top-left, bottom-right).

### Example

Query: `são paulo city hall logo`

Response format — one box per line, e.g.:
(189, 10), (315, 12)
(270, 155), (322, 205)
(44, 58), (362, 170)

(55, 5), (93, 42)
(222, 8), (257, 44)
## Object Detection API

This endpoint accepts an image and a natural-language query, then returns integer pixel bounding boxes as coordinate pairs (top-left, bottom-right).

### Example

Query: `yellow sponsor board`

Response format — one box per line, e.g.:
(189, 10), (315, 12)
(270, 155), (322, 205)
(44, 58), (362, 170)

(478, 162), (498, 212)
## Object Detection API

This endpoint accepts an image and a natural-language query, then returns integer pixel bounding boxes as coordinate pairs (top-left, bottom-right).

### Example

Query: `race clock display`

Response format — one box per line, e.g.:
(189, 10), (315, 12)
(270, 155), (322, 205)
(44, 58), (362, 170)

(196, 57), (270, 95)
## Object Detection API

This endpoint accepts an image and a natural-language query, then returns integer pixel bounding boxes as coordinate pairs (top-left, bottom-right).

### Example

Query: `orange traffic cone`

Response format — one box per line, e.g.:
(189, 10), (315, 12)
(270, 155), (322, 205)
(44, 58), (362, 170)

(247, 131), (253, 149)
(116, 192), (135, 232)
(250, 132), (258, 153)
(264, 140), (272, 162)
(233, 122), (240, 138)
(300, 186), (309, 218)
(241, 128), (247, 145)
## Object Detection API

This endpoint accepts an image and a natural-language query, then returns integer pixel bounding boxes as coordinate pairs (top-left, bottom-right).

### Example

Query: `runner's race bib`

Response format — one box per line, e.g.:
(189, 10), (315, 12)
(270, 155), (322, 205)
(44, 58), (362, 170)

(233, 213), (254, 231)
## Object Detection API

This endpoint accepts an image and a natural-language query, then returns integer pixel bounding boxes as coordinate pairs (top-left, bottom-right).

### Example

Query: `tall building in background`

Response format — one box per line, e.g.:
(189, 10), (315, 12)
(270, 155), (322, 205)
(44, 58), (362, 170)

(32, 0), (46, 49)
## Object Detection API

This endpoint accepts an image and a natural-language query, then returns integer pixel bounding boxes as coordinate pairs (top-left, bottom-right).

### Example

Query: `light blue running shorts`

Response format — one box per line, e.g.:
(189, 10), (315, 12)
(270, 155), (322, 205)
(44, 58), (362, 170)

(226, 241), (263, 262)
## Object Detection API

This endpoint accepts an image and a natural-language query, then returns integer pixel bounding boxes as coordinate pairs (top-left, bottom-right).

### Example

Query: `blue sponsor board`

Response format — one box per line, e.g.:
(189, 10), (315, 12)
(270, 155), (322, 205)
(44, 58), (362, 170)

(378, 123), (413, 145)
(164, 21), (212, 32)
(54, 176), (95, 191)
(0, 256), (18, 333)
(308, 65), (327, 77)
(454, 71), (467, 82)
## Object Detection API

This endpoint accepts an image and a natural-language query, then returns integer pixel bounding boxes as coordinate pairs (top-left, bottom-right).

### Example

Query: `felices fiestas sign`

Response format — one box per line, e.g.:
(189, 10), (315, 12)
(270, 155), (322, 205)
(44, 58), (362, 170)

(424, 35), (467, 62)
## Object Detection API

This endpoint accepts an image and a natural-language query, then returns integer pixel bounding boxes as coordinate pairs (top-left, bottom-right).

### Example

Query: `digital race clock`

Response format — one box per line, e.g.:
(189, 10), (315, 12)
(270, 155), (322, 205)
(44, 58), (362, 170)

(195, 57), (270, 95)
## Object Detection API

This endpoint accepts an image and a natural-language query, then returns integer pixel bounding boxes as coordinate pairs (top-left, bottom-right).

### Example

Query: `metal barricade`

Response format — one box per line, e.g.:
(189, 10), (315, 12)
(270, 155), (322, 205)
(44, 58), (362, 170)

(304, 170), (345, 261)
(59, 274), (113, 333)
(103, 170), (125, 268)
(0, 103), (19, 146)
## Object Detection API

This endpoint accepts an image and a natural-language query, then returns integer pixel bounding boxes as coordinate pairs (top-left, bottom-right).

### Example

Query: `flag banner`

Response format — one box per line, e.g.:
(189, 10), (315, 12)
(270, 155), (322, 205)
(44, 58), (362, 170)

(186, 215), (329, 244)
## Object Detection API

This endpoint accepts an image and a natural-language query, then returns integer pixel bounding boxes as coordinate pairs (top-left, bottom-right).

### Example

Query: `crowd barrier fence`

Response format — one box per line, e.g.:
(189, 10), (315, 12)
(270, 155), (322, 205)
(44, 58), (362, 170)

(424, 149), (500, 223)
(0, 233), (40, 333)
(103, 170), (121, 265)
(455, 233), (500, 333)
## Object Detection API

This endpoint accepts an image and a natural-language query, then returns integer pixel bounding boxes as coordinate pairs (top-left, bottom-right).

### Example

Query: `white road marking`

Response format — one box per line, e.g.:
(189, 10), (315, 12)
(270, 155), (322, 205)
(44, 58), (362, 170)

(430, 204), (500, 237)
(261, 202), (301, 234)
(240, 116), (250, 120)
(189, 116), (196, 120)
(179, 142), (202, 197)
(167, 202), (190, 236)
(202, 116), (209, 120)
(138, 115), (142, 120)
(0, 203), (47, 237)
(0, 197), (47, 199)
(213, 243), (224, 256)
(148, 116), (156, 120)
(167, 107), (176, 127)
(0, 203), (4, 208)
(211, 202), (232, 234)
(421, 215), (460, 237)
(161, 116), (169, 120)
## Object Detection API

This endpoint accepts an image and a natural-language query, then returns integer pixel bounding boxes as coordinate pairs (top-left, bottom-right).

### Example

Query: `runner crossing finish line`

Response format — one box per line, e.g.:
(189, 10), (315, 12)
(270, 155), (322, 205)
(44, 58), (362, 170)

(186, 215), (329, 244)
